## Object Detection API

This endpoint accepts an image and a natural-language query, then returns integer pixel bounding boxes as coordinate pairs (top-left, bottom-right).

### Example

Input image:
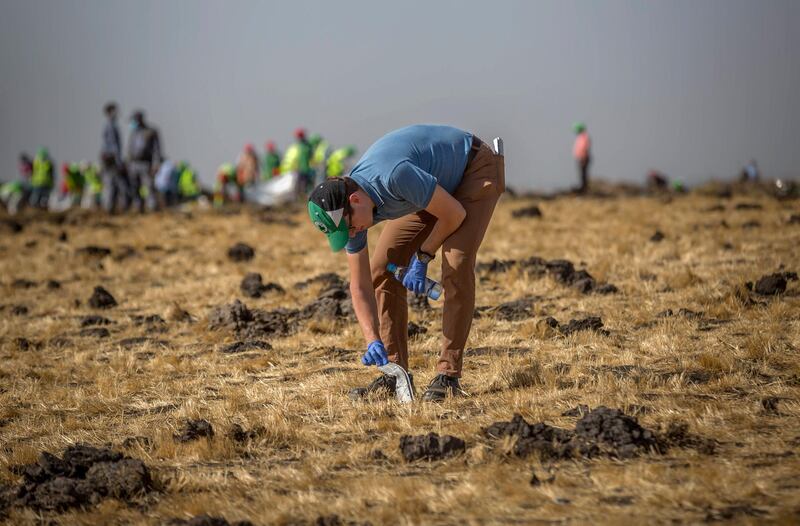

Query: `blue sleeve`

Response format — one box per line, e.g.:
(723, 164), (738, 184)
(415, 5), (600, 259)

(389, 161), (437, 209)
(345, 230), (367, 254)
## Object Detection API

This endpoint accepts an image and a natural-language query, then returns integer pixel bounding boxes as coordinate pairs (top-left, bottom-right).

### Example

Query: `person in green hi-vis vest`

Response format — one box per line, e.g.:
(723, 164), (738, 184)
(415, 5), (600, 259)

(262, 141), (281, 180)
(30, 147), (54, 208)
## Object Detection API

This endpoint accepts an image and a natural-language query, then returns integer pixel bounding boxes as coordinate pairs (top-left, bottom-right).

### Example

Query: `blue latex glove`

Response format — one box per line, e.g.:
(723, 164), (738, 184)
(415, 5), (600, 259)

(401, 254), (429, 295)
(362, 340), (389, 366)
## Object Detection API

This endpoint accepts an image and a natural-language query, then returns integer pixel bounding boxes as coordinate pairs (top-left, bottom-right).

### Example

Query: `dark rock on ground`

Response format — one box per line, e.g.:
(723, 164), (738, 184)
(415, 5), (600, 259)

(58, 230), (68, 242)
(167, 515), (254, 526)
(512, 205), (543, 218)
(12, 278), (37, 289)
(88, 286), (117, 309)
(220, 340), (272, 354)
(46, 279), (61, 289)
(749, 271), (798, 295)
(650, 231), (665, 242)
(76, 245), (112, 258)
(9, 444), (152, 512)
(659, 421), (716, 455)
(408, 321), (427, 338)
(788, 214), (800, 224)
(240, 272), (284, 298)
(79, 327), (110, 338)
(399, 433), (466, 462)
(227, 243), (255, 262)
(478, 256), (619, 295)
(80, 315), (114, 327)
(175, 419), (214, 442)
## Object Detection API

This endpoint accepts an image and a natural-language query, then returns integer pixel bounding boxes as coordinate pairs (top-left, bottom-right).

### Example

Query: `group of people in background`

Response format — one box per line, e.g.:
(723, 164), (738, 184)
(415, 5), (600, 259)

(1, 101), (358, 215)
(3, 114), (773, 216)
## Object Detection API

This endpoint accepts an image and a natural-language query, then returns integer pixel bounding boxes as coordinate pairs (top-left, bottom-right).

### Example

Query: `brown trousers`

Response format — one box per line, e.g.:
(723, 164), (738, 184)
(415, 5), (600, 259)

(370, 140), (505, 377)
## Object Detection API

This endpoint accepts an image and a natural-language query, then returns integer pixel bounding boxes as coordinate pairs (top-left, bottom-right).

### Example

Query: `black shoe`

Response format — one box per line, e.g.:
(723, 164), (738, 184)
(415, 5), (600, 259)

(422, 374), (462, 402)
(349, 372), (415, 400)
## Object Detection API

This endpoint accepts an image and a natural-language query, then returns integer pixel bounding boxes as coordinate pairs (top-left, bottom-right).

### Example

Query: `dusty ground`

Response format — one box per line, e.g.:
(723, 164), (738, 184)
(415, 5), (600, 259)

(1, 185), (799, 525)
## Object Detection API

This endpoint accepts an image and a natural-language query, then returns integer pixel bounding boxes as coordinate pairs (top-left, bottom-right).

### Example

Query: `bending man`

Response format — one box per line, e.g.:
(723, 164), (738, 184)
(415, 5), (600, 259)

(307, 125), (504, 401)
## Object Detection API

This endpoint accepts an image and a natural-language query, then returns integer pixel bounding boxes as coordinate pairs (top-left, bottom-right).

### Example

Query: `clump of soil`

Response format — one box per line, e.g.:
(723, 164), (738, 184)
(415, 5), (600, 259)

(80, 315), (114, 327)
(227, 243), (255, 262)
(167, 515), (254, 526)
(3, 444), (152, 513)
(484, 407), (662, 460)
(399, 433), (466, 461)
(227, 424), (264, 443)
(10, 304), (28, 316)
(80, 327), (110, 338)
(788, 214), (800, 224)
(747, 271), (798, 295)
(650, 230), (665, 242)
(88, 286), (117, 309)
(208, 300), (296, 339)
(175, 419), (214, 442)
(46, 279), (61, 289)
(476, 256), (618, 294)
(512, 205), (542, 218)
(734, 202), (763, 210)
(409, 293), (432, 311)
(220, 341), (272, 354)
(15, 338), (42, 351)
(240, 272), (284, 298)
(559, 316), (607, 336)
(491, 298), (536, 321)
(408, 321), (427, 338)
(294, 272), (344, 291)
(11, 278), (36, 289)
(166, 303), (194, 323)
(76, 245), (112, 258)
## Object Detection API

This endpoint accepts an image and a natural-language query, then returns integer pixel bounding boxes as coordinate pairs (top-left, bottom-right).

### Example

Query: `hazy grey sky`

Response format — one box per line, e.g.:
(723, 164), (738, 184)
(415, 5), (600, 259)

(1, 0), (799, 190)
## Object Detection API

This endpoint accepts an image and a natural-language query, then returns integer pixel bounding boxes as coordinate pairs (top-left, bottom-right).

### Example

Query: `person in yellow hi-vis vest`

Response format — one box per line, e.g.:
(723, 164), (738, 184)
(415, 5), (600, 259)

(309, 133), (329, 186)
(326, 146), (357, 178)
(30, 147), (54, 208)
(280, 128), (312, 191)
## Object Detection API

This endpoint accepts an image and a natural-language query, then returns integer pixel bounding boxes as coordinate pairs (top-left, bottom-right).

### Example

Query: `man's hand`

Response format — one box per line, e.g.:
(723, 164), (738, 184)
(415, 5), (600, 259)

(401, 254), (429, 295)
(362, 340), (389, 366)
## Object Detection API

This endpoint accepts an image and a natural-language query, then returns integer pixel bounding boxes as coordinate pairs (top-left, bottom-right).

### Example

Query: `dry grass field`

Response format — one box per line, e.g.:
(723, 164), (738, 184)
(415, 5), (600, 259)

(1, 186), (799, 525)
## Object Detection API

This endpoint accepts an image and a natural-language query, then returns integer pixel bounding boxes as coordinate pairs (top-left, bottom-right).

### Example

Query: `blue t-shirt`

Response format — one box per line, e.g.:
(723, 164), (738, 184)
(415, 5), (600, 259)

(346, 124), (472, 254)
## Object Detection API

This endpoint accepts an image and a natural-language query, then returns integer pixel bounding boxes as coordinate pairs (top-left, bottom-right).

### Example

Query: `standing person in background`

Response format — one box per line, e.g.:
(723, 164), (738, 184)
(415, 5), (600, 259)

(18, 153), (33, 182)
(262, 141), (281, 180)
(80, 161), (103, 209)
(30, 147), (54, 209)
(100, 102), (128, 213)
(309, 133), (329, 186)
(326, 145), (357, 178)
(236, 143), (260, 188)
(127, 109), (163, 212)
(572, 122), (591, 193)
(281, 128), (312, 191)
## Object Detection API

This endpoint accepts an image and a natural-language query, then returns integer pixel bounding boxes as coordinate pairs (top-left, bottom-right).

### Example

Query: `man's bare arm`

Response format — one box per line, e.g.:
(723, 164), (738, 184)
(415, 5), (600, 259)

(347, 246), (381, 343)
(419, 185), (466, 256)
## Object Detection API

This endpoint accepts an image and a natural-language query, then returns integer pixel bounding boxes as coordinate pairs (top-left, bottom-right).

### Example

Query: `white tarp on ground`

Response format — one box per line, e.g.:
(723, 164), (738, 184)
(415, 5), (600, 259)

(243, 172), (300, 207)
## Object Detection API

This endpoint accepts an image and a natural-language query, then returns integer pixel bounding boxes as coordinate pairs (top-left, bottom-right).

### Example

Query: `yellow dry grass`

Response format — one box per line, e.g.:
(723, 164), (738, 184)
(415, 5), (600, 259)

(1, 190), (799, 525)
